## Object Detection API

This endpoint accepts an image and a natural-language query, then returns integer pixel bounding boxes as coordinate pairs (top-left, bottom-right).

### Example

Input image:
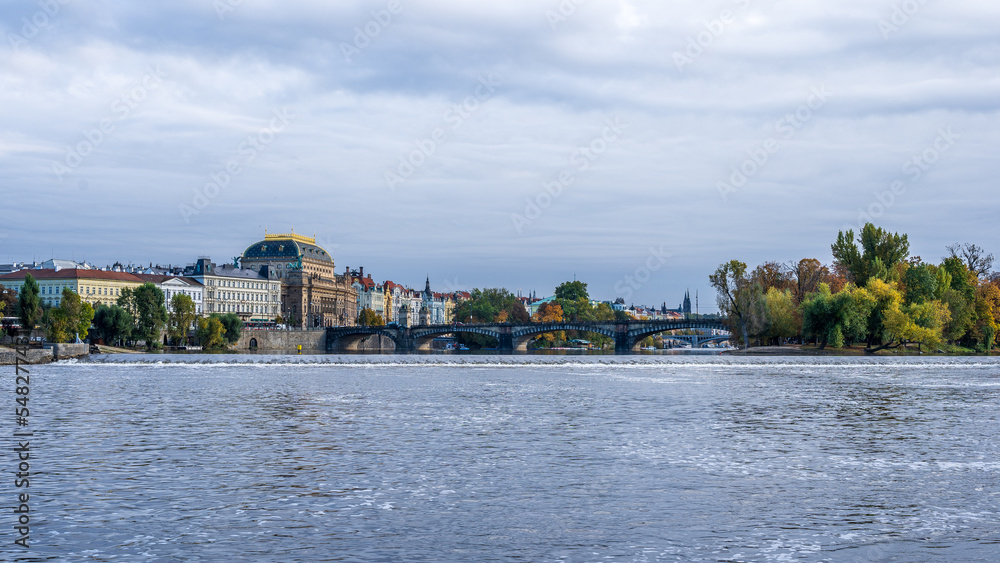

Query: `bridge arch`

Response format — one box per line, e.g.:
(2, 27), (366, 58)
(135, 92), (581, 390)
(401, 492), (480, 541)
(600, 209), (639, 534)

(328, 327), (402, 352)
(510, 324), (617, 351)
(408, 326), (503, 351)
(626, 321), (731, 351)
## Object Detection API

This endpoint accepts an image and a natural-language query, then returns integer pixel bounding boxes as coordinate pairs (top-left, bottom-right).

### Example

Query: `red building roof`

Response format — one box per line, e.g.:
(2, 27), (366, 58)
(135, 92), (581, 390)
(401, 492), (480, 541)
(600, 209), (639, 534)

(0, 269), (145, 283)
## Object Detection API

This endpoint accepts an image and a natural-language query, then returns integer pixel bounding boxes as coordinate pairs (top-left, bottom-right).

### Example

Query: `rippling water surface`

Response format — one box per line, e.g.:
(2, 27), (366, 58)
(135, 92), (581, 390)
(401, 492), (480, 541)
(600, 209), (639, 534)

(5, 355), (1000, 561)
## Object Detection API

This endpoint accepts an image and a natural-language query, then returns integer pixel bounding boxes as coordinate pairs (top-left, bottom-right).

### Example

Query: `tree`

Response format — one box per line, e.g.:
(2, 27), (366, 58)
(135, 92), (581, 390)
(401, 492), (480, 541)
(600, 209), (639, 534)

(709, 260), (762, 347)
(903, 263), (939, 305)
(554, 280), (589, 302)
(0, 283), (15, 315)
(800, 284), (875, 350)
(531, 302), (564, 347)
(196, 317), (227, 350)
(947, 243), (995, 278)
(92, 304), (133, 347)
(167, 294), (198, 345)
(211, 313), (242, 345)
(128, 283), (168, 349)
(789, 259), (828, 305)
(453, 288), (525, 324)
(764, 287), (799, 343)
(864, 279), (949, 353)
(17, 274), (42, 335)
(535, 302), (564, 323)
(751, 262), (792, 294)
(43, 289), (95, 343)
(973, 283), (1000, 350)
(941, 256), (976, 301)
(940, 289), (973, 343)
(357, 308), (385, 326)
(831, 223), (910, 286)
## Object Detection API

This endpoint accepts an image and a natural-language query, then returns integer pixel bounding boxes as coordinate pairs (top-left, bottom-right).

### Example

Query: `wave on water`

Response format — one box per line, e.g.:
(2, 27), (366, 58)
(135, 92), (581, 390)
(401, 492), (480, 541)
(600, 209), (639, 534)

(61, 354), (1000, 369)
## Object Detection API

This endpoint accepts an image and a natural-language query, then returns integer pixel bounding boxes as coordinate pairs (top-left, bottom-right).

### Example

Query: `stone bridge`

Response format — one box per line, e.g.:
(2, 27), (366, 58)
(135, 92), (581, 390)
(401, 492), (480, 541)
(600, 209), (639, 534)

(327, 319), (728, 353)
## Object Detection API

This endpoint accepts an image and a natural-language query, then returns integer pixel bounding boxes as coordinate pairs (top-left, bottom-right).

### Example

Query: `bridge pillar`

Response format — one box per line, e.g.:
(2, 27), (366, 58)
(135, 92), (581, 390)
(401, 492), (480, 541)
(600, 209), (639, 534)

(497, 326), (514, 352)
(615, 323), (633, 354)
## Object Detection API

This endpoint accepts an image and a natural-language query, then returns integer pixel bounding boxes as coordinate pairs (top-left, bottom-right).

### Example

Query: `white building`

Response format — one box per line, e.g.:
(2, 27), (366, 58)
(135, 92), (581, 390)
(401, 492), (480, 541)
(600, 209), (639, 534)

(134, 274), (205, 315)
(189, 258), (281, 322)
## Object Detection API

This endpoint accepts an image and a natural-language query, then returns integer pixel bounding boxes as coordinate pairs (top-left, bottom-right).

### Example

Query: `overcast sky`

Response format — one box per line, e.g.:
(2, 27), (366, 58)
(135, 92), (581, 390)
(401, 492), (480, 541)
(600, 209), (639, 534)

(1, 0), (998, 309)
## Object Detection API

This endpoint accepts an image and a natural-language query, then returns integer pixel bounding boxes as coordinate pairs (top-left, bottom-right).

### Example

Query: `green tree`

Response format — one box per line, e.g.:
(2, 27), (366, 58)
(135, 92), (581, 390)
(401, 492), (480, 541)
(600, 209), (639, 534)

(43, 289), (95, 343)
(764, 287), (799, 343)
(167, 294), (198, 345)
(941, 256), (975, 301)
(555, 280), (589, 302)
(128, 283), (168, 349)
(451, 288), (530, 348)
(940, 289), (973, 343)
(357, 308), (385, 326)
(196, 317), (227, 350)
(831, 223), (910, 286)
(93, 304), (133, 347)
(17, 274), (42, 335)
(903, 263), (938, 305)
(800, 284), (875, 349)
(211, 313), (243, 345)
(453, 288), (526, 323)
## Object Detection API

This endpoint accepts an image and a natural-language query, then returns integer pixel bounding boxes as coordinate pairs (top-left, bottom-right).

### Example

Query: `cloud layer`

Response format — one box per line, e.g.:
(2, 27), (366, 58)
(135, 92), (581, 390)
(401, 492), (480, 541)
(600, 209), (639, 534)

(2, 0), (998, 307)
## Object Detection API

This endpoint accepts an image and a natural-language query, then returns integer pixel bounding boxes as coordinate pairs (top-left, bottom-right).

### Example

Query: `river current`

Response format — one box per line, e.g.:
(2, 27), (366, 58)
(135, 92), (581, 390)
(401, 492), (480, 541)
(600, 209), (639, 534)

(4, 355), (999, 562)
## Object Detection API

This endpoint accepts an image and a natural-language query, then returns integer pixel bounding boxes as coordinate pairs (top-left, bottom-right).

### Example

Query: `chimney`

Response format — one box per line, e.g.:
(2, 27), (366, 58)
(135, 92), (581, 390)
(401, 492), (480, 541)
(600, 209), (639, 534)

(359, 266), (364, 279)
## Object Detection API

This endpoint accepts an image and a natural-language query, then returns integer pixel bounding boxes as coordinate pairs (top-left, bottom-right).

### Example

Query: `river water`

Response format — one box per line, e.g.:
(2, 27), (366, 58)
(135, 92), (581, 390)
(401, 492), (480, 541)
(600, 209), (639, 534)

(5, 355), (999, 561)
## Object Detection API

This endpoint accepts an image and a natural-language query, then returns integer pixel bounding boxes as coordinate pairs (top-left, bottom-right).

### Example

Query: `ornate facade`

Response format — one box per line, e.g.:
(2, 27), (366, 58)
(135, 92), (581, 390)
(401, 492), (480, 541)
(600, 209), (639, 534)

(239, 232), (357, 328)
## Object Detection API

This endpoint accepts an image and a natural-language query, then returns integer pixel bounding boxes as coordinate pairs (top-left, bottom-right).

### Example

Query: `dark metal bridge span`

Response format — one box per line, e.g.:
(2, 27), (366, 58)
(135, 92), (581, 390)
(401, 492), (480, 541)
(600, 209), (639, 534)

(327, 319), (728, 353)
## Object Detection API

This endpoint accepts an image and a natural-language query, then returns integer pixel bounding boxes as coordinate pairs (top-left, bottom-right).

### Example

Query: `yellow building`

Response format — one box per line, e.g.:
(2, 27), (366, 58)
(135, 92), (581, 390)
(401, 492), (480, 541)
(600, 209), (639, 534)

(0, 269), (145, 308)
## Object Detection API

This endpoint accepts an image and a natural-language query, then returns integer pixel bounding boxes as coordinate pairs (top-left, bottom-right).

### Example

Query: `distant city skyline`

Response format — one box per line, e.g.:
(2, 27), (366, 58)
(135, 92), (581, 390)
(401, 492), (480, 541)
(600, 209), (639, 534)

(2, 1), (998, 310)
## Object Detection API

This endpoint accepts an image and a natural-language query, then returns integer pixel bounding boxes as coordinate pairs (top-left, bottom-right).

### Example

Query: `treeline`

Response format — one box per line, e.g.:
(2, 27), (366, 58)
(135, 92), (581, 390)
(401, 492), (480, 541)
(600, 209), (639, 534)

(710, 224), (999, 353)
(3, 274), (241, 350)
(452, 281), (630, 349)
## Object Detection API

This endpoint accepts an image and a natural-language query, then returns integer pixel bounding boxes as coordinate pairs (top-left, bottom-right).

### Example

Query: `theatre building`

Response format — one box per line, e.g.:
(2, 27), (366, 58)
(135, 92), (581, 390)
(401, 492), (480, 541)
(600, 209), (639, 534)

(240, 232), (357, 328)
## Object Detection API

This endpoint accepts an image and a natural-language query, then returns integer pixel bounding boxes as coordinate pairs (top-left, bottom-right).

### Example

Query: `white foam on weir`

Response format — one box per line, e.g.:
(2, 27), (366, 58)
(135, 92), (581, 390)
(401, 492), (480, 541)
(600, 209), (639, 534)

(65, 355), (1000, 371)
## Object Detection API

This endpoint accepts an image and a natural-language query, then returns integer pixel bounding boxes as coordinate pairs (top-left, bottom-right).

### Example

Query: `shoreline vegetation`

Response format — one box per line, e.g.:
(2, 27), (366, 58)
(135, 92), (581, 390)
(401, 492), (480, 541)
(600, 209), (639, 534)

(710, 223), (998, 356)
(723, 344), (997, 356)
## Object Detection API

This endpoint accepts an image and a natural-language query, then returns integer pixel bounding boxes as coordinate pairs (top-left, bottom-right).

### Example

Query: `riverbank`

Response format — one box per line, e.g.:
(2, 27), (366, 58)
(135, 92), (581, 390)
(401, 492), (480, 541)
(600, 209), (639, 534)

(723, 344), (996, 356)
(0, 343), (90, 364)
